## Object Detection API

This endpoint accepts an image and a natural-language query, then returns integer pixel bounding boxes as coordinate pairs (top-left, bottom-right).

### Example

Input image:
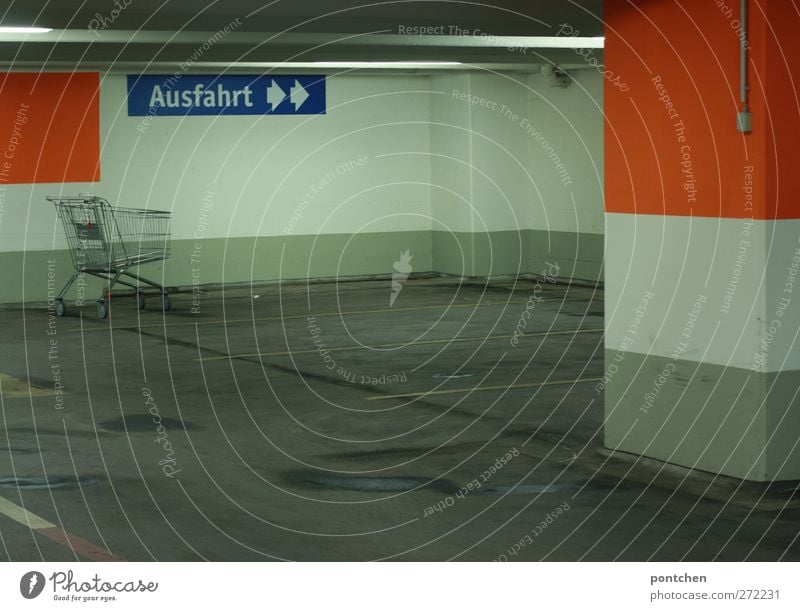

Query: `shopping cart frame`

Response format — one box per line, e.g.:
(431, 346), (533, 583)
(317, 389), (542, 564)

(46, 195), (172, 319)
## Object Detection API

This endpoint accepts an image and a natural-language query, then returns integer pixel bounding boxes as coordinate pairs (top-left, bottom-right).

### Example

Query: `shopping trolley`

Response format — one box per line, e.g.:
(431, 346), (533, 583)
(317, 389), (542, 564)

(46, 195), (172, 319)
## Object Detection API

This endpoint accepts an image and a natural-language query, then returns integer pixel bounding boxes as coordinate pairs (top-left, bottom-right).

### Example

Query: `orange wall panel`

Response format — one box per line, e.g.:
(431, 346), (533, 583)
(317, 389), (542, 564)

(604, 0), (770, 219)
(0, 72), (100, 185)
(764, 1), (800, 219)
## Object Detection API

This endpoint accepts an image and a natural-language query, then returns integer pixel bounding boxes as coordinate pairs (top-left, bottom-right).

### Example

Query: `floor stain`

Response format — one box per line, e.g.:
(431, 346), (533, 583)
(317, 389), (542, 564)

(0, 446), (39, 455)
(99, 414), (196, 433)
(0, 475), (97, 490)
(480, 483), (584, 495)
(285, 470), (458, 494)
(0, 373), (55, 398)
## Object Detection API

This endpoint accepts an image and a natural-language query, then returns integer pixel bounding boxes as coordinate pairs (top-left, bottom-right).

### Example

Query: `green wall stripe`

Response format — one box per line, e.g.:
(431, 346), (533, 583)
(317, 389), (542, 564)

(0, 230), (603, 303)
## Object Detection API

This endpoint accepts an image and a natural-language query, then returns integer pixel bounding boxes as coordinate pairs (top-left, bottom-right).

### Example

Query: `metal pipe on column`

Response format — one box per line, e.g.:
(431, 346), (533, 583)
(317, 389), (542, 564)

(737, 0), (752, 132)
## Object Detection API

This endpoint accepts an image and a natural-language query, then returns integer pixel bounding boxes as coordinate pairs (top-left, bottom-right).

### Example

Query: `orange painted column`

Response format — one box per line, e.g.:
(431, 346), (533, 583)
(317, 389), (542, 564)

(603, 0), (800, 481)
(0, 72), (100, 185)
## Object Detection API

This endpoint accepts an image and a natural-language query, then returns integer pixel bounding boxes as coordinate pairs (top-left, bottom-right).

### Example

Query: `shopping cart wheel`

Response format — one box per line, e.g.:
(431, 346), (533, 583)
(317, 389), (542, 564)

(55, 299), (66, 317)
(97, 300), (109, 320)
(137, 293), (146, 310)
(161, 293), (172, 312)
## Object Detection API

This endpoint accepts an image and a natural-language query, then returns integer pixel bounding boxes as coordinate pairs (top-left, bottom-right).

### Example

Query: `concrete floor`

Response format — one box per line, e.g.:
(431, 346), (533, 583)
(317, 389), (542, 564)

(0, 277), (798, 561)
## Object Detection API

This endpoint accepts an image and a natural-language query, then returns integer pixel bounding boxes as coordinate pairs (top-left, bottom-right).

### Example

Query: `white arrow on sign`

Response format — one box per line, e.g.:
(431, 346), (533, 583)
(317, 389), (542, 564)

(290, 79), (310, 111)
(267, 80), (286, 110)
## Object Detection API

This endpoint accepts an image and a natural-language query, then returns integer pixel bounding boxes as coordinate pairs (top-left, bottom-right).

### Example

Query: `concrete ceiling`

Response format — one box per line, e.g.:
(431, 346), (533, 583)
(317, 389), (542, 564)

(0, 0), (604, 71)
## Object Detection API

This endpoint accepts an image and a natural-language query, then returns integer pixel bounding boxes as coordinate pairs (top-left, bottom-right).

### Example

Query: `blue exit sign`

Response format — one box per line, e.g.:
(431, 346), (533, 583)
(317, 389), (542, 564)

(127, 74), (326, 116)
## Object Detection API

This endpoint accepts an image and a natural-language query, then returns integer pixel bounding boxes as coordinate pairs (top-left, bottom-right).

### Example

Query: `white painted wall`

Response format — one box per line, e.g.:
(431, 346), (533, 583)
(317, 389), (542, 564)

(605, 213), (771, 369)
(1, 69), (605, 267)
(606, 214), (800, 372)
(469, 72), (532, 233)
(0, 73), (435, 252)
(526, 68), (604, 236)
(428, 68), (604, 238)
(429, 72), (472, 234)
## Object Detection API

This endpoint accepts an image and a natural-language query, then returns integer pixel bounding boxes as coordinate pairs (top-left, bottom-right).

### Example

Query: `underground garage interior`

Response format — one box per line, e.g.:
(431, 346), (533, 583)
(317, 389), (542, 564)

(0, 0), (799, 599)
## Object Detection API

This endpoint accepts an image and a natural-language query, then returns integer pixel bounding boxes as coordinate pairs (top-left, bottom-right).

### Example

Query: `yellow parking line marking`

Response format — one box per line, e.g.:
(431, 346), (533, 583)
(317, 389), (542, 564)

(366, 376), (604, 401)
(0, 494), (123, 561)
(69, 296), (600, 333)
(0, 373), (55, 398)
(0, 495), (56, 529)
(198, 327), (604, 362)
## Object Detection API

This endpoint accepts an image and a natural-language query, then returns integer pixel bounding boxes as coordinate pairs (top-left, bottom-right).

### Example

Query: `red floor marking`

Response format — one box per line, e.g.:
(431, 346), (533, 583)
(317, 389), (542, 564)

(37, 527), (125, 562)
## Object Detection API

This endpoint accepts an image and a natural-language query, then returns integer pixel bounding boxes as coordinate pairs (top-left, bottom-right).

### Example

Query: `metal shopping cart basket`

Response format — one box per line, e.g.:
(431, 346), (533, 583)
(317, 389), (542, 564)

(46, 195), (172, 319)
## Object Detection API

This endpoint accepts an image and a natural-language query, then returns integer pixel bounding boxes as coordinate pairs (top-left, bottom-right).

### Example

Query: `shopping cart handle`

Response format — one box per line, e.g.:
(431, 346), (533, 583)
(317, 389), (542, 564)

(46, 195), (107, 206)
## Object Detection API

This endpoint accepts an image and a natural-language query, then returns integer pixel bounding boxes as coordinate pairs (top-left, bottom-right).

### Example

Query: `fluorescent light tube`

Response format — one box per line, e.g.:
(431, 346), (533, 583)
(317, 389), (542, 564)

(0, 27), (53, 34)
(265, 61), (462, 69)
